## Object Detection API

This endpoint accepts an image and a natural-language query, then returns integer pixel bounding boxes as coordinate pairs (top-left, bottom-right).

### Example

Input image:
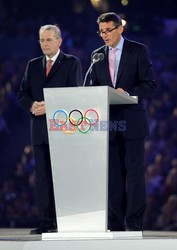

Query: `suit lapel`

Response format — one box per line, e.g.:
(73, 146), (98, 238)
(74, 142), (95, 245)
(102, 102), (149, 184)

(116, 39), (132, 85)
(42, 56), (46, 71)
(39, 56), (46, 82)
(104, 46), (113, 87)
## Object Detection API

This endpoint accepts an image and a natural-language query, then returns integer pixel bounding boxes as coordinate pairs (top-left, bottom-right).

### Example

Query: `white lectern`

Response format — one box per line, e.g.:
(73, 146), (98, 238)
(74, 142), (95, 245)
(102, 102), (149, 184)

(43, 86), (140, 240)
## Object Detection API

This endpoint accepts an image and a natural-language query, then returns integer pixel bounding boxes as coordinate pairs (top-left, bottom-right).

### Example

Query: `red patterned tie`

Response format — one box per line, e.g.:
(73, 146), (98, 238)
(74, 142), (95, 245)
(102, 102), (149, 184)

(46, 59), (53, 76)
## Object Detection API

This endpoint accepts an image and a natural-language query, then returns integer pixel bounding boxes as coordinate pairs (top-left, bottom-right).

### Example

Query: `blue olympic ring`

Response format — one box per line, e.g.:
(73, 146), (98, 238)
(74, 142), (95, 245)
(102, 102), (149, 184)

(53, 110), (68, 127)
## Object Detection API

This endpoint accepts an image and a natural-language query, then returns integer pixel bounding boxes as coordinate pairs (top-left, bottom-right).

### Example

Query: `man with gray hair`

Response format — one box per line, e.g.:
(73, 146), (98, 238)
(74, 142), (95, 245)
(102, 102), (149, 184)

(19, 24), (82, 234)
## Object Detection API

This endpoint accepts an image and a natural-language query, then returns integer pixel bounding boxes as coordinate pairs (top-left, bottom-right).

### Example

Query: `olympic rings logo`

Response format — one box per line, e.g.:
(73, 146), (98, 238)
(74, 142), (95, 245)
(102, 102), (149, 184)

(52, 108), (99, 134)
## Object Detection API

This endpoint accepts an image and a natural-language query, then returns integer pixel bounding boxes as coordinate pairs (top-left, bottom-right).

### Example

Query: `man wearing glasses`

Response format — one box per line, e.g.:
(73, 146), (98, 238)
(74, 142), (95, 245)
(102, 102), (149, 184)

(19, 24), (82, 234)
(89, 12), (157, 231)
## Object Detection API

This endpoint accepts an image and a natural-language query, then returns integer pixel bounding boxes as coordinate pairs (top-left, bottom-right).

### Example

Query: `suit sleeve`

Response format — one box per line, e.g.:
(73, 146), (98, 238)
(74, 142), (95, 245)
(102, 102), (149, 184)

(18, 61), (34, 114)
(128, 46), (157, 99)
(68, 57), (83, 86)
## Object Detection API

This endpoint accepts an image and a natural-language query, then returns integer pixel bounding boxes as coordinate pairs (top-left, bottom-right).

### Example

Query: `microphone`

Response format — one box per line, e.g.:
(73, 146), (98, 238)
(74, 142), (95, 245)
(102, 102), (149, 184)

(82, 53), (104, 87)
(92, 53), (99, 63)
(98, 53), (104, 61)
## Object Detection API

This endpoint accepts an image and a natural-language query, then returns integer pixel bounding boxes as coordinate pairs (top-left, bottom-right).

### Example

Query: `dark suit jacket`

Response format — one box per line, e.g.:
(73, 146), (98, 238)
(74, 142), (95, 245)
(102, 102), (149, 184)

(19, 51), (82, 144)
(89, 38), (157, 139)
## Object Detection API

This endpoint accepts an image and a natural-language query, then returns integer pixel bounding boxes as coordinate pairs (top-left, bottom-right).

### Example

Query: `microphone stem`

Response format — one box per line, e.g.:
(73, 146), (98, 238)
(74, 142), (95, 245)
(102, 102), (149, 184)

(82, 61), (95, 87)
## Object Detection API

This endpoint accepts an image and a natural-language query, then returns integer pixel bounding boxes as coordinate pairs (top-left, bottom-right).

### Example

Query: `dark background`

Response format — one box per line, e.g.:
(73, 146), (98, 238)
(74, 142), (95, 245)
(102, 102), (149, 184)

(0, 0), (177, 230)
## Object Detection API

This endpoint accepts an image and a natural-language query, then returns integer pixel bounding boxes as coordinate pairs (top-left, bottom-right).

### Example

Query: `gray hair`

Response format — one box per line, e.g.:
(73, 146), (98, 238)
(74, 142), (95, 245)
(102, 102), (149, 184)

(39, 24), (61, 39)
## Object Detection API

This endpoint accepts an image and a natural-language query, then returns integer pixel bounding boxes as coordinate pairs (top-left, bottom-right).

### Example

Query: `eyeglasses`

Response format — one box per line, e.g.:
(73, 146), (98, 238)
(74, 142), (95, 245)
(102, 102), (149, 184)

(97, 26), (118, 36)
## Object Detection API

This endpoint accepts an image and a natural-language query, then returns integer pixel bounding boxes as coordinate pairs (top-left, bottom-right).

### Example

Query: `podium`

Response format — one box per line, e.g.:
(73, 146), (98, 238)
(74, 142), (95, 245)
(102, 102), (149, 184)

(43, 86), (139, 240)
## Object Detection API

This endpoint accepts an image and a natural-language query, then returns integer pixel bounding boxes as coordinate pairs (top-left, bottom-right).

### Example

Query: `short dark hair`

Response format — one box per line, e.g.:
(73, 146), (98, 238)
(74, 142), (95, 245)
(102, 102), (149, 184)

(97, 12), (122, 27)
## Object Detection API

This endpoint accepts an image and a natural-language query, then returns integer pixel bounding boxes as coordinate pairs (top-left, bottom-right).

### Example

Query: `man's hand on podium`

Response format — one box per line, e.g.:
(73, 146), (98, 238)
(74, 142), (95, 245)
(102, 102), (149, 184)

(116, 88), (129, 96)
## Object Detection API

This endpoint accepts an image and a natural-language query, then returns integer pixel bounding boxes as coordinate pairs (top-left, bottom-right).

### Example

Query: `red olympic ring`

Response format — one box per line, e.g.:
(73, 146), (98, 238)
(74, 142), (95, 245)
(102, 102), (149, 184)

(84, 108), (99, 126)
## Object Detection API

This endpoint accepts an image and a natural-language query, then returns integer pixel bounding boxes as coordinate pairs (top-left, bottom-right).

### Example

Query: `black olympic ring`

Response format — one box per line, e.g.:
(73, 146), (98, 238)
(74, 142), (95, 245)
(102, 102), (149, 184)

(68, 109), (83, 126)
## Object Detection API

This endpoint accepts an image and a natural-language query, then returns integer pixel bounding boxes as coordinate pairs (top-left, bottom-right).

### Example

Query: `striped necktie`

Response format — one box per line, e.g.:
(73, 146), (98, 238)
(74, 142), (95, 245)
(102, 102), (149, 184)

(109, 48), (116, 86)
(46, 59), (53, 76)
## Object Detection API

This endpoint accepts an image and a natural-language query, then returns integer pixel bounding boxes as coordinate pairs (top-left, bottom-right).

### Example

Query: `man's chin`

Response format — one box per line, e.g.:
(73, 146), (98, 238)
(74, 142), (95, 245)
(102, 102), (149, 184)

(105, 41), (111, 46)
(44, 53), (52, 58)
(43, 50), (50, 55)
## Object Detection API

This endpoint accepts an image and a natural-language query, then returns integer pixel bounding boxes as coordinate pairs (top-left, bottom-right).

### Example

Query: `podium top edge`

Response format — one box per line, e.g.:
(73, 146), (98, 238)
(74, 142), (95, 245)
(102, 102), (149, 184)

(43, 86), (138, 103)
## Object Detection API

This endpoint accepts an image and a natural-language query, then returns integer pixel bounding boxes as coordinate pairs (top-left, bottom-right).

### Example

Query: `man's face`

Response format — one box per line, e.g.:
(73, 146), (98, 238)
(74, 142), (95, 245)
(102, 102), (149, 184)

(99, 21), (123, 48)
(39, 29), (62, 58)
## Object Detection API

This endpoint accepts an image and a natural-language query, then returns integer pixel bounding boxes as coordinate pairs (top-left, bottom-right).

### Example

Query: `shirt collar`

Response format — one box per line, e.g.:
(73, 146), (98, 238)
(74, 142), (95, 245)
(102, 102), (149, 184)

(46, 49), (60, 63)
(109, 36), (124, 51)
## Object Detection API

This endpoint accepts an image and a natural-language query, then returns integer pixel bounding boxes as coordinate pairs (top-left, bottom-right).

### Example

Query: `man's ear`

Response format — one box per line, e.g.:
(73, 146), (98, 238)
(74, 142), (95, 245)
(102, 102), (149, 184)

(118, 26), (124, 34)
(58, 37), (63, 47)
